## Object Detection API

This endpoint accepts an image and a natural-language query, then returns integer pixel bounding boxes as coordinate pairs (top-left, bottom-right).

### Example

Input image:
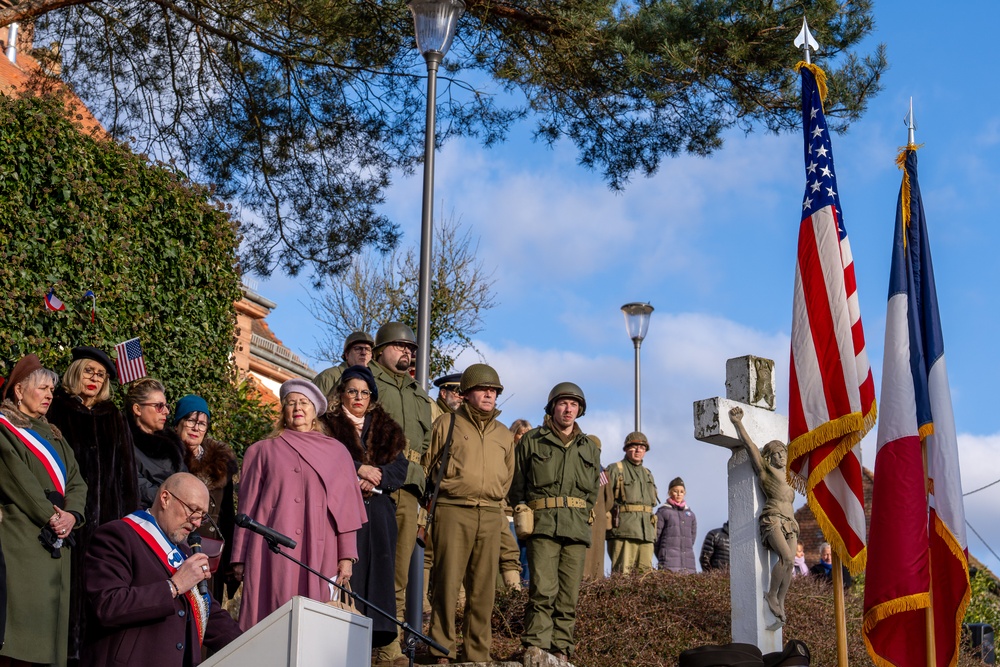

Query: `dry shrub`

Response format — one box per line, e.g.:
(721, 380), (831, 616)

(490, 569), (989, 666)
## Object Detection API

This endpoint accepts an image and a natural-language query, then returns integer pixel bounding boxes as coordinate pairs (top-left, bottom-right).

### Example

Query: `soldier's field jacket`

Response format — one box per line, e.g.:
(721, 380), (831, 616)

(606, 458), (659, 543)
(423, 405), (514, 506)
(510, 422), (601, 545)
(372, 360), (433, 495)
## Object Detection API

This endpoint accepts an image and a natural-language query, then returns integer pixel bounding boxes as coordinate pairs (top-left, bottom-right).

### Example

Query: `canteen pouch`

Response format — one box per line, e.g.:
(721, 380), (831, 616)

(513, 503), (534, 539)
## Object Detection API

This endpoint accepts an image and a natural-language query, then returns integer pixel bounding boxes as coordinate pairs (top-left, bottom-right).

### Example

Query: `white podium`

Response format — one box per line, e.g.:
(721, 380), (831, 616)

(203, 596), (373, 667)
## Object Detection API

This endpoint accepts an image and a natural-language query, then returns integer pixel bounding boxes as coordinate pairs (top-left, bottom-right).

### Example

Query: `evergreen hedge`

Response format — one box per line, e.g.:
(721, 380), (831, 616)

(0, 92), (274, 449)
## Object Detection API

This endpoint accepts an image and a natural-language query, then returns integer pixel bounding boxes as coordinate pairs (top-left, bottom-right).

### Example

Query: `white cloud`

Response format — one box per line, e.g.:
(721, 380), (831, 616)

(957, 432), (1000, 571)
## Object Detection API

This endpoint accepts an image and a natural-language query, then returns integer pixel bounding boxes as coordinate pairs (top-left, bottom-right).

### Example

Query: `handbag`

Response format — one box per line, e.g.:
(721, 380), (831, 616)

(326, 581), (360, 616)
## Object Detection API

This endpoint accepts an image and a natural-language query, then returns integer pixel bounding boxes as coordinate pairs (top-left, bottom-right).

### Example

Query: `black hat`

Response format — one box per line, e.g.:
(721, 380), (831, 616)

(433, 373), (462, 390)
(71, 346), (118, 383)
(341, 365), (378, 402)
(679, 643), (764, 667)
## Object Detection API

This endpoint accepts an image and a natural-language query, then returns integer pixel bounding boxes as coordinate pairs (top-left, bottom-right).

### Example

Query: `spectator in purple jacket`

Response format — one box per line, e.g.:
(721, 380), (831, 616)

(654, 477), (697, 573)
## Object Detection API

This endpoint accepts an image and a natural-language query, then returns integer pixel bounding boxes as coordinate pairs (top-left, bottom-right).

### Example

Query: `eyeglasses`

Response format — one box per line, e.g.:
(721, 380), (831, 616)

(166, 490), (209, 523)
(139, 402), (169, 413)
(345, 388), (371, 399)
(389, 342), (417, 353)
(82, 367), (107, 381)
(181, 418), (209, 431)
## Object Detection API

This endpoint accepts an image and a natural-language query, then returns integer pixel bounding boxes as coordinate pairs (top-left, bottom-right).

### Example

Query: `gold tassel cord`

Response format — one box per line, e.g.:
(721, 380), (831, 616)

(794, 61), (828, 106)
(896, 143), (923, 244)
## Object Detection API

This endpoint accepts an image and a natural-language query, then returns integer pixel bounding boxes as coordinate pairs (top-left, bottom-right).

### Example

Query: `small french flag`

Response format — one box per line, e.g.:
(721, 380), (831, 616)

(44, 288), (65, 311)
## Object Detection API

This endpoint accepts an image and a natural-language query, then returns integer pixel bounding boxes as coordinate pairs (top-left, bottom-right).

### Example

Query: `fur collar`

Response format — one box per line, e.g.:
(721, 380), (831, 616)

(322, 404), (406, 466)
(128, 412), (184, 468)
(185, 437), (237, 490)
(51, 387), (121, 417)
(1, 398), (64, 441)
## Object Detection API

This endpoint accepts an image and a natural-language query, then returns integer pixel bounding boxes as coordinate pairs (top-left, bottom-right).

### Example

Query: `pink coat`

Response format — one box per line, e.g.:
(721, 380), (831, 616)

(232, 430), (367, 630)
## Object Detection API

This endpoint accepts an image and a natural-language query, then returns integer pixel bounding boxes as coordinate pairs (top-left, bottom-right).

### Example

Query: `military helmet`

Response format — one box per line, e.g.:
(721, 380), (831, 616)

(374, 322), (417, 352)
(624, 431), (649, 451)
(342, 331), (374, 360)
(545, 382), (586, 417)
(459, 364), (504, 395)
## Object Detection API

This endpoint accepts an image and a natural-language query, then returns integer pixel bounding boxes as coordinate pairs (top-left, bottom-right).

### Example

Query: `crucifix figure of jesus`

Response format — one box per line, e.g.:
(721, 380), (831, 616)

(693, 355), (791, 653)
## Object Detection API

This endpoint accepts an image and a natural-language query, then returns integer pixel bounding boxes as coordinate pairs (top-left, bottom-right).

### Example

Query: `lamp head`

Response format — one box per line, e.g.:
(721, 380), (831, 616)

(408, 0), (465, 58)
(621, 302), (654, 342)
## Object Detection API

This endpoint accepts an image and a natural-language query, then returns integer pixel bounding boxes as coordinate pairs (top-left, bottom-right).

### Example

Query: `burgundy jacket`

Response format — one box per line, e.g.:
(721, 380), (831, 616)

(81, 519), (242, 666)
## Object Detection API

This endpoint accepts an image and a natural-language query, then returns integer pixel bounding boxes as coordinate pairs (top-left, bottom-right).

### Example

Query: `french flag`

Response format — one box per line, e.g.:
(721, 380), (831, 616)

(44, 288), (65, 311)
(863, 146), (969, 667)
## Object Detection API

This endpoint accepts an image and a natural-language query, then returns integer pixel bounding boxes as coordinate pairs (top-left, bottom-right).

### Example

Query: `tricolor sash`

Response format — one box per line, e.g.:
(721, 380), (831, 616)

(0, 410), (67, 495)
(123, 510), (210, 644)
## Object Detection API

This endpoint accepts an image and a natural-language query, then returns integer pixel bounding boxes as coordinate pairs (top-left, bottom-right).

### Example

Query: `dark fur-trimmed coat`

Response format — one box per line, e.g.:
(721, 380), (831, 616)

(321, 405), (407, 646)
(183, 437), (238, 600)
(127, 413), (187, 509)
(47, 387), (140, 662)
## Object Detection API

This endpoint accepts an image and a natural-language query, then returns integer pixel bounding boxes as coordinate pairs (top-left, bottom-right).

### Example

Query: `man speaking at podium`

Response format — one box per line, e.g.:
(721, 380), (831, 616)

(81, 473), (242, 666)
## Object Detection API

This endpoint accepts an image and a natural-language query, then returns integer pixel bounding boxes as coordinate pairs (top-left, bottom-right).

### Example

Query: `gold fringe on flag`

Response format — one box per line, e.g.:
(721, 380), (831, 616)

(794, 61), (828, 105)
(896, 143), (923, 236)
(787, 398), (877, 575)
(932, 515), (972, 667)
(862, 592), (932, 667)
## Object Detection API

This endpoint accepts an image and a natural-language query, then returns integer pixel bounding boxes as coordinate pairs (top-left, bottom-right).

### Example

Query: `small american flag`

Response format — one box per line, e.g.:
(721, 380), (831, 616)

(598, 468), (609, 487)
(114, 338), (148, 384)
(787, 63), (876, 575)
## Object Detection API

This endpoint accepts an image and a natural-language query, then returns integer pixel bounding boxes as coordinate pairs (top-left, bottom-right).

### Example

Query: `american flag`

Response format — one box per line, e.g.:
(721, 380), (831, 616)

(862, 145), (968, 667)
(599, 468), (609, 487)
(115, 337), (148, 384)
(787, 64), (876, 574)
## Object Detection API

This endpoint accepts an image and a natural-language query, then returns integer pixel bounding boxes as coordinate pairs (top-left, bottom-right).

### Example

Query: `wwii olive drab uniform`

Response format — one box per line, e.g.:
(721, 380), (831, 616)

(371, 358), (432, 662)
(511, 416), (600, 658)
(606, 457), (659, 573)
(313, 331), (375, 399)
(424, 400), (514, 662)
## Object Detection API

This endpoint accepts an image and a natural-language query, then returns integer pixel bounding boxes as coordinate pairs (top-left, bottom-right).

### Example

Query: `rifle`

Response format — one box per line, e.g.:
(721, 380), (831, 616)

(415, 413), (457, 549)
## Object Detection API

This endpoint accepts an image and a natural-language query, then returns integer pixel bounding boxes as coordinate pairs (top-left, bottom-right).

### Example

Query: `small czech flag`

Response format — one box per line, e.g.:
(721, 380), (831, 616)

(44, 288), (66, 311)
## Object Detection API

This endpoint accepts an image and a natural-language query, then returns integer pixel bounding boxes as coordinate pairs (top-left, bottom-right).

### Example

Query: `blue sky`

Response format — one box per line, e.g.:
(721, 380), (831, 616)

(256, 0), (1000, 573)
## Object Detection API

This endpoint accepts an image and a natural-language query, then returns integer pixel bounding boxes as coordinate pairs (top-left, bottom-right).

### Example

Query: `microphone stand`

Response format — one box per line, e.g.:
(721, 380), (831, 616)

(261, 535), (446, 667)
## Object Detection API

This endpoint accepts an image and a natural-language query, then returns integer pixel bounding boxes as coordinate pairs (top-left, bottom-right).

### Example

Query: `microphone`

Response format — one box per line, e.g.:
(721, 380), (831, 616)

(187, 534), (210, 597)
(235, 513), (297, 549)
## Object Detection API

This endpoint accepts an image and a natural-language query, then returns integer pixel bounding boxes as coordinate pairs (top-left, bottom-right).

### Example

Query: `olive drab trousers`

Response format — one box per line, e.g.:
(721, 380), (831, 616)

(428, 504), (504, 662)
(523, 536), (588, 656)
(607, 538), (654, 574)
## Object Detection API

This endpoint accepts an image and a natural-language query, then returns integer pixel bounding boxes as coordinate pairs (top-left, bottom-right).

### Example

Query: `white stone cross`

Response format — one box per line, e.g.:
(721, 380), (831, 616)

(693, 355), (789, 653)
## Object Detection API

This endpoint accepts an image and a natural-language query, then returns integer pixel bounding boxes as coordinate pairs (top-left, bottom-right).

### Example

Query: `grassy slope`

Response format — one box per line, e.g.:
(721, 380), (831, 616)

(485, 570), (987, 666)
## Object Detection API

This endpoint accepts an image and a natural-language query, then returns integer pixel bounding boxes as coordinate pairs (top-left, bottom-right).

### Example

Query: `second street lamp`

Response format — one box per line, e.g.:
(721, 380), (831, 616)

(406, 0), (464, 652)
(621, 302), (654, 431)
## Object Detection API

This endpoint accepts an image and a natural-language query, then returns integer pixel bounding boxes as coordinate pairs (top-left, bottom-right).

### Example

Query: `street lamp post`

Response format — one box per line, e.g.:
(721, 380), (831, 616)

(406, 0), (464, 644)
(621, 302), (654, 431)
